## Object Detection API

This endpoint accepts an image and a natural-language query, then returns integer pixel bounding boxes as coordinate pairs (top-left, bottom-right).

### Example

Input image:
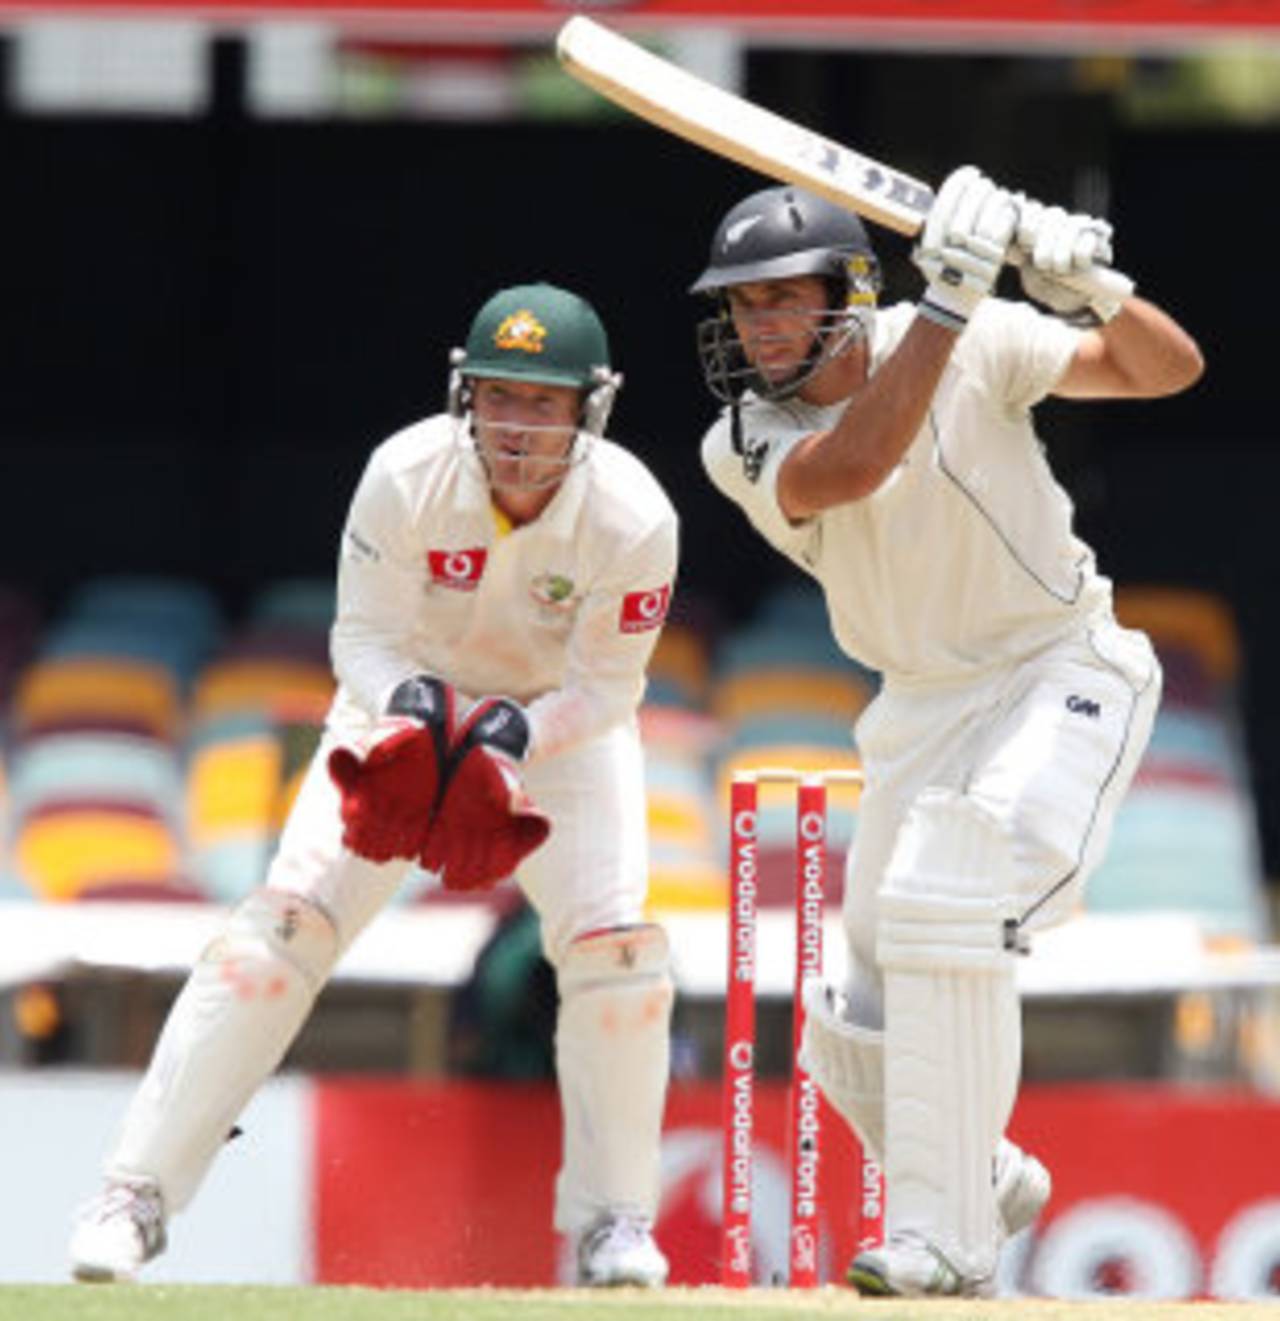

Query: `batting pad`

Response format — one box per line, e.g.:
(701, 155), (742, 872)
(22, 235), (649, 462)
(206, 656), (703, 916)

(553, 924), (674, 1235)
(876, 789), (1021, 1281)
(108, 888), (338, 1212)
(798, 980), (886, 1161)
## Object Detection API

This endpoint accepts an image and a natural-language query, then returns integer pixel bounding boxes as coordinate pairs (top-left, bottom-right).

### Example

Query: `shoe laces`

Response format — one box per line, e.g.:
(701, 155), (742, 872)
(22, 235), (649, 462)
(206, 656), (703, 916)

(80, 1180), (165, 1252)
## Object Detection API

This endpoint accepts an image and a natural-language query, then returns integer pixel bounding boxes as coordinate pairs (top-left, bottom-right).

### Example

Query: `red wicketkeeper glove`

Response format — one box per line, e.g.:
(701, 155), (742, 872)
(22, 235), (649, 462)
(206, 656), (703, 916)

(419, 697), (551, 891)
(327, 676), (456, 863)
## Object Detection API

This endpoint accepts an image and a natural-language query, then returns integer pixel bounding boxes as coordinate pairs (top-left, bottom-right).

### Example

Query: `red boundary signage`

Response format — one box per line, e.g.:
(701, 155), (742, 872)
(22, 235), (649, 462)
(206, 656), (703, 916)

(6, 1), (1280, 35)
(313, 1079), (1280, 1297)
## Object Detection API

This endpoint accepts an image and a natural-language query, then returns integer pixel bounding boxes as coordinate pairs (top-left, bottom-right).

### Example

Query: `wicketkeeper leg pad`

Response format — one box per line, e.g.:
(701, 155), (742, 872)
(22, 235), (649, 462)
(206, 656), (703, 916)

(106, 888), (338, 1212)
(876, 788), (1022, 1282)
(553, 924), (674, 1235)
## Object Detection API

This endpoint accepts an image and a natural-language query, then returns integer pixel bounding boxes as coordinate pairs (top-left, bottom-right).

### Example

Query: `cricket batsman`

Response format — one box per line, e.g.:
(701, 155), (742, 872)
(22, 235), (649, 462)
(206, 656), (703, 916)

(70, 282), (679, 1289)
(691, 171), (1203, 1295)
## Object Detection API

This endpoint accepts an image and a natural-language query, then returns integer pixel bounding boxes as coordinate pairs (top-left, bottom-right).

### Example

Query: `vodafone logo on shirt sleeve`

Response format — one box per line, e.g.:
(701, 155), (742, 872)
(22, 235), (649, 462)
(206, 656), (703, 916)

(427, 548), (487, 591)
(619, 584), (671, 633)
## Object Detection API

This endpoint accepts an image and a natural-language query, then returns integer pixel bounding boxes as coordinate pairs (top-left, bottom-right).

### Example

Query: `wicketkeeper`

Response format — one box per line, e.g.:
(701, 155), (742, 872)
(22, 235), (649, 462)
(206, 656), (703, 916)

(70, 282), (680, 1289)
(692, 172), (1204, 1296)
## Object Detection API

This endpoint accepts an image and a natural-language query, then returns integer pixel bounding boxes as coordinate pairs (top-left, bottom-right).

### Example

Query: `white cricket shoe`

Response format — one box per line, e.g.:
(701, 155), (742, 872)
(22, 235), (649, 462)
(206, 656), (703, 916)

(70, 1177), (167, 1282)
(576, 1215), (669, 1287)
(849, 1231), (987, 1297)
(847, 1144), (1050, 1297)
(995, 1140), (1052, 1238)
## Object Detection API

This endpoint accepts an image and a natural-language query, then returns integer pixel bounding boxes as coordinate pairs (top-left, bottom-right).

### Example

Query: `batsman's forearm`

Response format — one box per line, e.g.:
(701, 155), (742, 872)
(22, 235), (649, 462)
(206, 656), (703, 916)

(780, 317), (958, 519)
(1098, 296), (1205, 398)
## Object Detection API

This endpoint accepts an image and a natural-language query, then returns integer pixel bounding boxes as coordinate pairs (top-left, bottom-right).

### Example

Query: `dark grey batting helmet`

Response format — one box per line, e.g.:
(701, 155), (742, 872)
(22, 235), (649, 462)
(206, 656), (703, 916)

(692, 186), (882, 402)
(692, 186), (880, 294)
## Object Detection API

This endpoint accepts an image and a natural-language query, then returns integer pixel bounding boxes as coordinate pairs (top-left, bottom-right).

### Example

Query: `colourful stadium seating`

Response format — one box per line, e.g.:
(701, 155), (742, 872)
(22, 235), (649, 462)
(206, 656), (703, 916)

(14, 805), (188, 903)
(191, 658), (334, 726)
(12, 657), (183, 742)
(250, 578), (336, 633)
(640, 705), (722, 911)
(1086, 587), (1270, 941)
(0, 577), (1270, 962)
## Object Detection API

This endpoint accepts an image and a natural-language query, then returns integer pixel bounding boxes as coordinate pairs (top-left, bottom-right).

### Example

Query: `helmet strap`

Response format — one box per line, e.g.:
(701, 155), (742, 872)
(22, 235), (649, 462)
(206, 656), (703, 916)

(580, 366), (623, 437)
(447, 348), (470, 420)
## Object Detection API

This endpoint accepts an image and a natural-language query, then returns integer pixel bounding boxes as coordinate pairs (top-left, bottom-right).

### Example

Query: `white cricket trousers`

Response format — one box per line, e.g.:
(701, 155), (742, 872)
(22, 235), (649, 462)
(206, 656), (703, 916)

(843, 619), (1162, 983)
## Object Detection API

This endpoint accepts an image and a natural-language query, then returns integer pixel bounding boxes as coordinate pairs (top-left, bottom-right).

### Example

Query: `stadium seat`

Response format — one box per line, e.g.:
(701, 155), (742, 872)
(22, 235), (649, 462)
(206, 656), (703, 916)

(1114, 585), (1239, 688)
(1084, 584), (1270, 943)
(218, 623), (331, 668)
(703, 583), (872, 909)
(640, 706), (723, 910)
(49, 575), (223, 687)
(11, 657), (183, 743)
(1087, 783), (1270, 941)
(647, 623), (712, 711)
(6, 732), (184, 830)
(713, 666), (874, 726)
(250, 578), (335, 633)
(14, 804), (188, 903)
(186, 720), (286, 902)
(191, 657), (334, 725)
(63, 575), (221, 639)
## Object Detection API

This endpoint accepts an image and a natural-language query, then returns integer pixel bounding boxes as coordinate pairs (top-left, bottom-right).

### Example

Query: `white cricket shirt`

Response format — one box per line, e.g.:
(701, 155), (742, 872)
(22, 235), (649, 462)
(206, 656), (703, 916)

(702, 299), (1112, 685)
(329, 413), (678, 761)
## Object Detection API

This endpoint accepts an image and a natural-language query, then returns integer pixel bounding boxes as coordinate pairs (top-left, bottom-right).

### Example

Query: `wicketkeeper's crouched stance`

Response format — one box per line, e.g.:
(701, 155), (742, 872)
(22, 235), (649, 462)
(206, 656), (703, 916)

(70, 283), (680, 1289)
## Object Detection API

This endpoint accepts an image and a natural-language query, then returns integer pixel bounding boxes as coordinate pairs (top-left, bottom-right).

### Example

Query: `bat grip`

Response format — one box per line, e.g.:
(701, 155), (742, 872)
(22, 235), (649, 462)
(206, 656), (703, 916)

(1007, 249), (1135, 308)
(1074, 263), (1134, 305)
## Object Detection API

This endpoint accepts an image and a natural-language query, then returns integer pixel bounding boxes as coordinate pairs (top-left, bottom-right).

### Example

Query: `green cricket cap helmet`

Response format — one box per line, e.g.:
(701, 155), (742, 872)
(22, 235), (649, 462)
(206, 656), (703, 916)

(460, 283), (612, 390)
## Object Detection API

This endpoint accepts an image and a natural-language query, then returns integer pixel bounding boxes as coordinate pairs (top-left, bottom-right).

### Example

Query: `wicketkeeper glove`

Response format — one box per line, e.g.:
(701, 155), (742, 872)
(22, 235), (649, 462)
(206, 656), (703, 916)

(419, 697), (552, 892)
(327, 675), (456, 864)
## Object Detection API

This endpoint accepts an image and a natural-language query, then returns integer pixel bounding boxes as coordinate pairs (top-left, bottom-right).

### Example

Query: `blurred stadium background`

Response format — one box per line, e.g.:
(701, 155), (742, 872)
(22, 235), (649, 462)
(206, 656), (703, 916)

(1, 0), (1279, 1301)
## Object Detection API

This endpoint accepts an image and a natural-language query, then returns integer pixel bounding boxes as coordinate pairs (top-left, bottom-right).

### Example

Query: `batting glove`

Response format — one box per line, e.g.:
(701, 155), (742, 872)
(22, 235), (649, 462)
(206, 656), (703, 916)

(913, 165), (1019, 332)
(1013, 196), (1128, 325)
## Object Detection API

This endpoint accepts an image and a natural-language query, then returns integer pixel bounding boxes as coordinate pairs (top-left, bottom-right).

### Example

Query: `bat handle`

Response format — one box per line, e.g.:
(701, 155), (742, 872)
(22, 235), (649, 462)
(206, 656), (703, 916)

(1075, 263), (1135, 305)
(1007, 249), (1135, 308)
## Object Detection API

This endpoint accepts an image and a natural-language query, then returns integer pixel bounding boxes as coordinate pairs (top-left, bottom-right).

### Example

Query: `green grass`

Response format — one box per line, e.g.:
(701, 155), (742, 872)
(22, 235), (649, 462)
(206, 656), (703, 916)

(0, 1287), (1275, 1321)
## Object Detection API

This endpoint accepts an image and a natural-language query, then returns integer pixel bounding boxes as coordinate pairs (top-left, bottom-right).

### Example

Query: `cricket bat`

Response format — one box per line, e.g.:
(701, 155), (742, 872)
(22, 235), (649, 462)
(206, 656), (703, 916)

(555, 16), (1131, 303)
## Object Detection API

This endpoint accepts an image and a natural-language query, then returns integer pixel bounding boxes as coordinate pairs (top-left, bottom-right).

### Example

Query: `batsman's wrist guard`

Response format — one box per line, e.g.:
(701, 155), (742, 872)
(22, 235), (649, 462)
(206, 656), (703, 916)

(918, 295), (970, 333)
(915, 261), (984, 333)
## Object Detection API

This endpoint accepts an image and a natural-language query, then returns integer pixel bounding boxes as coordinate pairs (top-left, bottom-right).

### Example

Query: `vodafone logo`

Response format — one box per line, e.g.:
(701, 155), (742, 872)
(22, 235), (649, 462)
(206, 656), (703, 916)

(426, 548), (487, 591)
(799, 810), (824, 842)
(1002, 1196), (1280, 1301)
(619, 583), (671, 633)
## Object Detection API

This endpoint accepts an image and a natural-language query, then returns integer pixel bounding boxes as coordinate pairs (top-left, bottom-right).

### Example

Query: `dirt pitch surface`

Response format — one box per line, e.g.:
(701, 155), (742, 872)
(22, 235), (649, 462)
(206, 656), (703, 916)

(3, 1285), (1273, 1321)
